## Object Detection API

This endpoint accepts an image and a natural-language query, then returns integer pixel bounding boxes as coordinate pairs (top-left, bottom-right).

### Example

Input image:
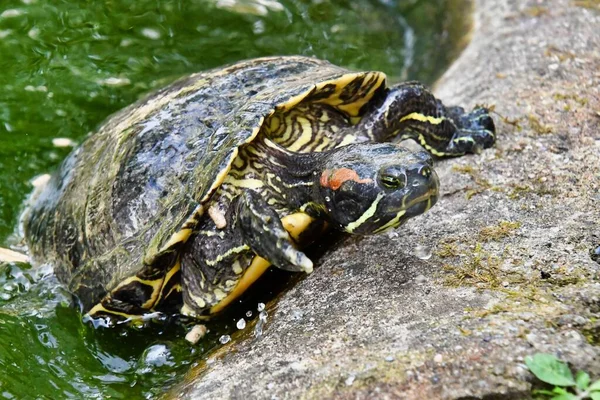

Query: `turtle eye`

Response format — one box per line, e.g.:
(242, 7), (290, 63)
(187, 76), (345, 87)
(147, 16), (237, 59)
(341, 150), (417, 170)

(379, 174), (406, 189)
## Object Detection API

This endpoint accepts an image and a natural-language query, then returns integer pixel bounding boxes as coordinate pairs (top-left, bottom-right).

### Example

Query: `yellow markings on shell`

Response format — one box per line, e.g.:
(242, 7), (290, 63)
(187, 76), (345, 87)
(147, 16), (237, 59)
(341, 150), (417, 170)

(152, 205), (203, 262)
(155, 260), (181, 305)
(287, 116), (313, 151)
(86, 303), (137, 320)
(164, 283), (181, 301)
(276, 72), (386, 118)
(223, 176), (265, 189)
(159, 228), (193, 252)
(400, 112), (445, 125)
(232, 156), (245, 169)
(205, 245), (250, 267)
(345, 192), (385, 233)
(320, 112), (330, 122)
(198, 116), (264, 205)
(269, 115), (281, 132)
(373, 210), (407, 234)
(321, 72), (386, 117)
(108, 275), (164, 310)
(210, 256), (271, 314)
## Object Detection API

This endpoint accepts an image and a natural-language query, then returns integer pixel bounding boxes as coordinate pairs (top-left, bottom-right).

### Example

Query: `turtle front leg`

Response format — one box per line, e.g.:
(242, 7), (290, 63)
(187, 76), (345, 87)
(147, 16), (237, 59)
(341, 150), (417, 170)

(361, 82), (495, 157)
(236, 190), (313, 274)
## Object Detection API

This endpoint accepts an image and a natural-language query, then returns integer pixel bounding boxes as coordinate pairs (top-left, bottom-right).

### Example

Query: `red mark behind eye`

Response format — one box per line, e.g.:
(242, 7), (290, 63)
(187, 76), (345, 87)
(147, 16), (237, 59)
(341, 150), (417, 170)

(320, 168), (372, 190)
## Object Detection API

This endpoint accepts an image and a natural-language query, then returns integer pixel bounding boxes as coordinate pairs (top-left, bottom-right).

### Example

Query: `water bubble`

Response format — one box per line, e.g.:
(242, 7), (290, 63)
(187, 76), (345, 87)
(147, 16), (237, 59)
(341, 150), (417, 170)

(245, 310), (252, 318)
(141, 28), (161, 40)
(253, 20), (265, 35)
(236, 318), (246, 330)
(291, 309), (303, 320)
(254, 311), (268, 338)
(97, 77), (131, 87)
(259, 310), (268, 321)
(219, 335), (231, 344)
(52, 138), (76, 148)
(257, 302), (265, 312)
(413, 244), (432, 260)
(1, 9), (23, 18)
(137, 344), (174, 374)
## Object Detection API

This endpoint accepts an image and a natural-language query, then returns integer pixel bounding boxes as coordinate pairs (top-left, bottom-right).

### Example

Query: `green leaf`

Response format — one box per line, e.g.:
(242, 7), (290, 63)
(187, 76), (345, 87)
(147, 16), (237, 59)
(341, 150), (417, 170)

(589, 380), (600, 392)
(552, 387), (567, 395)
(550, 393), (578, 400)
(525, 354), (576, 387)
(576, 371), (590, 390)
(590, 393), (600, 400)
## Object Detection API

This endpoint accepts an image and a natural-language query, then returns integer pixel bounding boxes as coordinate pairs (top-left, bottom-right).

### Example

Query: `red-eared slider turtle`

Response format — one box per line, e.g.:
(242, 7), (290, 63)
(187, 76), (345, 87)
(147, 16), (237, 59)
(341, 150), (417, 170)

(21, 56), (495, 325)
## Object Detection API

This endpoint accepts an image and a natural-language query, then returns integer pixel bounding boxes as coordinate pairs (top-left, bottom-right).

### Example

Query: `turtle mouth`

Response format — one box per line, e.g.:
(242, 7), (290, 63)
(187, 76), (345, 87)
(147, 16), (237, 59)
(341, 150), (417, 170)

(371, 189), (438, 234)
(404, 190), (438, 218)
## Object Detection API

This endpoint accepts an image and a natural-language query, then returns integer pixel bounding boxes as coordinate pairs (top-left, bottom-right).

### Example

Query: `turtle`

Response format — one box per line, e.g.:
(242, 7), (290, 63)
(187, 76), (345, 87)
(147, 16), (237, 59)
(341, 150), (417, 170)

(20, 56), (495, 326)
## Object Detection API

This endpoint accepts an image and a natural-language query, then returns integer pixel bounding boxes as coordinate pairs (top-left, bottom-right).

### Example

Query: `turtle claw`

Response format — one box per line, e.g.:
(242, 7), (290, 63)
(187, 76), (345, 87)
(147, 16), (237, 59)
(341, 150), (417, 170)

(446, 107), (496, 155)
(279, 241), (313, 273)
(237, 190), (313, 274)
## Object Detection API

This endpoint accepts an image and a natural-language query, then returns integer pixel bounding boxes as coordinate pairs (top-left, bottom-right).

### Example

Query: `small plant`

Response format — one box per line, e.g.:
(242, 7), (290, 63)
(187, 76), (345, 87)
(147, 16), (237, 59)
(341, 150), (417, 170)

(525, 353), (600, 399)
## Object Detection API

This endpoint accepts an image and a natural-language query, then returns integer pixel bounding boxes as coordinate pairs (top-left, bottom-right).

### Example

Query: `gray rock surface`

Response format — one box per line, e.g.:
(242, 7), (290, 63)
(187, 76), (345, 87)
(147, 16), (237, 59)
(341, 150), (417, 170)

(172, 0), (600, 398)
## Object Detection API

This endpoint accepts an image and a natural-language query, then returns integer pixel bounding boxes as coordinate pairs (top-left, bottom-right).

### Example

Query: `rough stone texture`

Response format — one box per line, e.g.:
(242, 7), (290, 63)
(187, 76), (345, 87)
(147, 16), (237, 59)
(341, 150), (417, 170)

(172, 0), (600, 398)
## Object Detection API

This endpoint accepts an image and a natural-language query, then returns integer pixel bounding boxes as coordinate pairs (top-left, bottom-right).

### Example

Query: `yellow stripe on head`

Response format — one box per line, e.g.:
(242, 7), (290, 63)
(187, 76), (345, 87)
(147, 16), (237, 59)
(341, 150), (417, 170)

(345, 192), (384, 233)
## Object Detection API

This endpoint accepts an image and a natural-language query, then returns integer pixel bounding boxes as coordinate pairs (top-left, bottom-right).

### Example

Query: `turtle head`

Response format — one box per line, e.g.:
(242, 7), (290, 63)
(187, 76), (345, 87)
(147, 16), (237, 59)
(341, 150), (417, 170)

(316, 143), (439, 235)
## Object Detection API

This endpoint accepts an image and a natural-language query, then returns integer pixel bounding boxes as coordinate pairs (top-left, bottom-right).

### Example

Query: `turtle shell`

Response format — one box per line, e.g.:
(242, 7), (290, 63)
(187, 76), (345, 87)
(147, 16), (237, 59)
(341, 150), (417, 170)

(23, 56), (387, 315)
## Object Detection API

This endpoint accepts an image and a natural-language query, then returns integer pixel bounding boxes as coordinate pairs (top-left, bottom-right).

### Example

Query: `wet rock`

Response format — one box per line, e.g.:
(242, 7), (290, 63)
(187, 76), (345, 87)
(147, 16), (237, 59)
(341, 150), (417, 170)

(172, 0), (600, 398)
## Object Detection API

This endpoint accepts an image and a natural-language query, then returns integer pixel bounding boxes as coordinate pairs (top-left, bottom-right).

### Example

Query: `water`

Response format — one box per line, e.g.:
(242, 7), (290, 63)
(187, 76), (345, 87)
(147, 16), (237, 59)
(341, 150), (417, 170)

(413, 244), (433, 260)
(0, 0), (471, 397)
(236, 318), (247, 330)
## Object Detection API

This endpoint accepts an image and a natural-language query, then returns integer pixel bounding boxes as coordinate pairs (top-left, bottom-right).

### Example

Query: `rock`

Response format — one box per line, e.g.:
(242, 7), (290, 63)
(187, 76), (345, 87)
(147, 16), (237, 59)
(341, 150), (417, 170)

(171, 0), (600, 398)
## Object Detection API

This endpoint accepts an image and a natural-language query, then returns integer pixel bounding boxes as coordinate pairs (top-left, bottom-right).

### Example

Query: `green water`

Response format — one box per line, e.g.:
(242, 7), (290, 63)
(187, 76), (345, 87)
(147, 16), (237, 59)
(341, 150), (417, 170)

(0, 0), (470, 398)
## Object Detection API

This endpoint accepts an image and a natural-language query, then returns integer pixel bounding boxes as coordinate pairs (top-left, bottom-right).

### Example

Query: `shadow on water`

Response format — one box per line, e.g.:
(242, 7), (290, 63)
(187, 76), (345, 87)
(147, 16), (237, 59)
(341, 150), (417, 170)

(0, 0), (472, 397)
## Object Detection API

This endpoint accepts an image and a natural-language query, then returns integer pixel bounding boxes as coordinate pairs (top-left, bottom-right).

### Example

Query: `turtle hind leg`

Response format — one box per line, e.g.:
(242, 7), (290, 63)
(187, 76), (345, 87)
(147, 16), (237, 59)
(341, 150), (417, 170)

(237, 190), (313, 274)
